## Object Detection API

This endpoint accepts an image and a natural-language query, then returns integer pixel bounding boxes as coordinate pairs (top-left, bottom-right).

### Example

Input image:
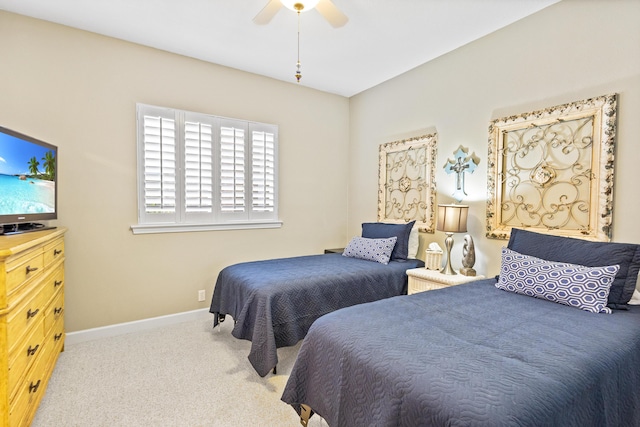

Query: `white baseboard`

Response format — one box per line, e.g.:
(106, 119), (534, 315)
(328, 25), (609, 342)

(65, 308), (212, 346)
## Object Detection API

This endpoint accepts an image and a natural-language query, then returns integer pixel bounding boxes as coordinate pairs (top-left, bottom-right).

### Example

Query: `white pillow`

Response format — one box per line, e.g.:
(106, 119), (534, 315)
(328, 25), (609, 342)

(342, 236), (397, 265)
(408, 227), (419, 259)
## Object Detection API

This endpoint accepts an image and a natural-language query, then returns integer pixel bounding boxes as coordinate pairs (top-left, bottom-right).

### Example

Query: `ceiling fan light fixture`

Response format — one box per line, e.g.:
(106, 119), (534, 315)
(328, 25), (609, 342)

(253, 0), (347, 83)
(281, 0), (320, 12)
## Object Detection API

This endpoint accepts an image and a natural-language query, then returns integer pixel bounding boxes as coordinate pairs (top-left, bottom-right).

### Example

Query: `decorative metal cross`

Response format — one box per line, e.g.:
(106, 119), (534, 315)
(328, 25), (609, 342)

(444, 146), (480, 202)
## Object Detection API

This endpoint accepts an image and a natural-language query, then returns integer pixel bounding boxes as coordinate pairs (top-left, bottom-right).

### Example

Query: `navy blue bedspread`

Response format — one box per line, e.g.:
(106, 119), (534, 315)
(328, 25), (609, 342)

(209, 253), (423, 377)
(282, 278), (640, 426)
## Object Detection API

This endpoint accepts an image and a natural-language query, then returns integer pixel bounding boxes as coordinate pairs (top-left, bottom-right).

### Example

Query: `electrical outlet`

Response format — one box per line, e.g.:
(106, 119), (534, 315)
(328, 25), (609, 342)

(198, 289), (206, 302)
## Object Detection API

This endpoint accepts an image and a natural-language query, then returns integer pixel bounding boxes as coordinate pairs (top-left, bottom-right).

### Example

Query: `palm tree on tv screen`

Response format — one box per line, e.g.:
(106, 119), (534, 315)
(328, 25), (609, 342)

(43, 151), (55, 181)
(28, 156), (40, 177)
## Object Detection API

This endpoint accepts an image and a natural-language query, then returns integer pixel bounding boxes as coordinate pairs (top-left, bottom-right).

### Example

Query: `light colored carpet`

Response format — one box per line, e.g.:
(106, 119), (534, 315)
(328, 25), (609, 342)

(32, 317), (326, 427)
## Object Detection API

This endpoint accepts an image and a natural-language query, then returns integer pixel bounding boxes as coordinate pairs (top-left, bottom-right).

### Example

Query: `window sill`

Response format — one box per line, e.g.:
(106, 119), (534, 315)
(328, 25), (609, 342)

(130, 220), (283, 235)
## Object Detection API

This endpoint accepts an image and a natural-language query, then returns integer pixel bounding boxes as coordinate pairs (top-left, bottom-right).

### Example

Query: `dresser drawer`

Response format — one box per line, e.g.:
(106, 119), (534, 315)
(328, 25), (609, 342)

(5, 250), (44, 297)
(40, 265), (64, 309)
(48, 318), (65, 356)
(43, 238), (64, 268)
(44, 290), (64, 334)
(44, 238), (64, 266)
(8, 319), (45, 401)
(6, 285), (45, 354)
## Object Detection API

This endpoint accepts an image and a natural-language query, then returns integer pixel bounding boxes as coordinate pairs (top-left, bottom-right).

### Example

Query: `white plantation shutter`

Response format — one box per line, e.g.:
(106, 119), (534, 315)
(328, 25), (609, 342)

(250, 124), (277, 218)
(138, 106), (178, 223)
(184, 119), (213, 215)
(134, 104), (279, 234)
(219, 122), (246, 215)
(144, 116), (176, 213)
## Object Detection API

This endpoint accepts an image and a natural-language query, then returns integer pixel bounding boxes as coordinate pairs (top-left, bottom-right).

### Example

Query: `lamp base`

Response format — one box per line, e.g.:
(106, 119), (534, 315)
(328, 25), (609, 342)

(440, 232), (457, 275)
(440, 265), (457, 275)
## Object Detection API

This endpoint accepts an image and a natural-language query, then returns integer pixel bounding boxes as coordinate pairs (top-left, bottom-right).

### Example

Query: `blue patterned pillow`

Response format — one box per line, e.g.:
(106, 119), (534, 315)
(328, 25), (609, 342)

(508, 228), (640, 307)
(496, 247), (620, 314)
(342, 236), (397, 265)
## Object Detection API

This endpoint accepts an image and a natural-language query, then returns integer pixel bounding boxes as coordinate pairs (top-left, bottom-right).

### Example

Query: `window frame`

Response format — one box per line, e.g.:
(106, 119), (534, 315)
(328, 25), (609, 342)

(131, 104), (281, 235)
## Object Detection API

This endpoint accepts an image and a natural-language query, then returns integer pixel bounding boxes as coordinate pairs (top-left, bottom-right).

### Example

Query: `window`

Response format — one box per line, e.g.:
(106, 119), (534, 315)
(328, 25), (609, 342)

(131, 104), (280, 234)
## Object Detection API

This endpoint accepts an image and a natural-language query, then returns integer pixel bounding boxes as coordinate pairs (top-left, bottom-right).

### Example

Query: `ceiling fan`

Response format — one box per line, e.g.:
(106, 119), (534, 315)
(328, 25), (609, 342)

(253, 0), (349, 28)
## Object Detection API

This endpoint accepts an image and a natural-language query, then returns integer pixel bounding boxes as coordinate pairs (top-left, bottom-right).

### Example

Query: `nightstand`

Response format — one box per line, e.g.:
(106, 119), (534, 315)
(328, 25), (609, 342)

(406, 268), (485, 294)
(324, 248), (344, 254)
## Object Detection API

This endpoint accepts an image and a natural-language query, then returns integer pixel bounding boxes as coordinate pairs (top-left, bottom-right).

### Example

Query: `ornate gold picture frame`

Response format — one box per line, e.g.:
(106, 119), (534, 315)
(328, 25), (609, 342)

(486, 94), (617, 241)
(378, 133), (437, 232)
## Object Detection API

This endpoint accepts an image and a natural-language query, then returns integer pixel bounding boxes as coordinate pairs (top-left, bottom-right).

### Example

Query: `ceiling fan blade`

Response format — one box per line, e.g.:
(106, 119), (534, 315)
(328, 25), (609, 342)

(253, 0), (283, 25)
(315, 0), (348, 28)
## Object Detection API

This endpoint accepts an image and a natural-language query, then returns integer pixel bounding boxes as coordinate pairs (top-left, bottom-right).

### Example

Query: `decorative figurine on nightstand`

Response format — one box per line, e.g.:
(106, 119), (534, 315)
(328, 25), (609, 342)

(460, 234), (476, 276)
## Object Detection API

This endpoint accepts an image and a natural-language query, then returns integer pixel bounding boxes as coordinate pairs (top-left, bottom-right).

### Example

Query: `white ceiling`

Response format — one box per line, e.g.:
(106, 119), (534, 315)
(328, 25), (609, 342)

(0, 0), (559, 97)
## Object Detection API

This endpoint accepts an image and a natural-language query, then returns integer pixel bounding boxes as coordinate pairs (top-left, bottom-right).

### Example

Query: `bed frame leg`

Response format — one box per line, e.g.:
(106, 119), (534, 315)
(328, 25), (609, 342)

(213, 313), (226, 332)
(273, 366), (277, 375)
(299, 404), (312, 427)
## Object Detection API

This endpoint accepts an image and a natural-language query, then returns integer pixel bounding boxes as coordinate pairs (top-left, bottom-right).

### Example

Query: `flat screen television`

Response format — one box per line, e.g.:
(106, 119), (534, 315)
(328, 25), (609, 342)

(0, 125), (58, 235)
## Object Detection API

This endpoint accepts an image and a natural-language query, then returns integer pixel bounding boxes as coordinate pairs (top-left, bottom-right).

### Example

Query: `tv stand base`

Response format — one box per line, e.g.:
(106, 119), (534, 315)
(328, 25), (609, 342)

(0, 223), (56, 236)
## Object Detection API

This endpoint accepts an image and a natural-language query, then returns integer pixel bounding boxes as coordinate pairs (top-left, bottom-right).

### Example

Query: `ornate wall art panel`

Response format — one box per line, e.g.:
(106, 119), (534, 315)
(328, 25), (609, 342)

(486, 94), (617, 241)
(378, 133), (437, 233)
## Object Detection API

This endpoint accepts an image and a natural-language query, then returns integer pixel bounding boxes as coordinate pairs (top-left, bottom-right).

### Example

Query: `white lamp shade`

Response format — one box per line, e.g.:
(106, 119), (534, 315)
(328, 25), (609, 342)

(437, 204), (469, 233)
(281, 0), (320, 12)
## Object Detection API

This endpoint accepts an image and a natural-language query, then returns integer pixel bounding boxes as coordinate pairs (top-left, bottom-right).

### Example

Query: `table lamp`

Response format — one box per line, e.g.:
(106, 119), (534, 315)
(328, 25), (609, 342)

(437, 204), (468, 275)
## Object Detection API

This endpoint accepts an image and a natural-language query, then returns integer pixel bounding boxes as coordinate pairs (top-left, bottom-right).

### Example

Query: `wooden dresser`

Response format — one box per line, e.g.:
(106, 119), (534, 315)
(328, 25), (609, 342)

(0, 227), (66, 426)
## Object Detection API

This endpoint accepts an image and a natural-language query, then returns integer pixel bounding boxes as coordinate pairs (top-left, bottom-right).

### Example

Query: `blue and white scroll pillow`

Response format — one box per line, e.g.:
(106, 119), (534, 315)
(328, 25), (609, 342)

(496, 247), (619, 314)
(343, 236), (397, 265)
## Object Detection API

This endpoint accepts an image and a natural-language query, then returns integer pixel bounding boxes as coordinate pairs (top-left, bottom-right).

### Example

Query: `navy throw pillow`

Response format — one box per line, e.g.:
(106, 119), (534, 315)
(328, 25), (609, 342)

(361, 220), (415, 261)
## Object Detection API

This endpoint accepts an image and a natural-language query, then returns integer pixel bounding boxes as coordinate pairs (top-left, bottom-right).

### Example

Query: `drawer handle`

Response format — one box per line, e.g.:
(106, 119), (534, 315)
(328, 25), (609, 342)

(54, 307), (63, 315)
(27, 308), (40, 319)
(25, 265), (39, 274)
(29, 380), (41, 394)
(54, 248), (62, 256)
(54, 333), (63, 341)
(54, 280), (63, 287)
(27, 344), (40, 356)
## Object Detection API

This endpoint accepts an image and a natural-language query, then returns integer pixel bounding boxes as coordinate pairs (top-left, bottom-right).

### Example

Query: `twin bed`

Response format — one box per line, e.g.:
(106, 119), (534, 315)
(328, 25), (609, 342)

(281, 228), (640, 426)
(209, 221), (422, 377)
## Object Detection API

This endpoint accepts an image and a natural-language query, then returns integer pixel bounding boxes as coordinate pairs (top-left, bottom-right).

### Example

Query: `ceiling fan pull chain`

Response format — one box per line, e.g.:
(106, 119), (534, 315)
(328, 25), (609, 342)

(295, 9), (302, 82)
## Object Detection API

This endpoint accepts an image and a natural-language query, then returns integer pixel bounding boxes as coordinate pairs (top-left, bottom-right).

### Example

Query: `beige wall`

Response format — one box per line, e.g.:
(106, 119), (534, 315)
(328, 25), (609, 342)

(349, 0), (640, 278)
(0, 12), (350, 331)
(2, 0), (639, 331)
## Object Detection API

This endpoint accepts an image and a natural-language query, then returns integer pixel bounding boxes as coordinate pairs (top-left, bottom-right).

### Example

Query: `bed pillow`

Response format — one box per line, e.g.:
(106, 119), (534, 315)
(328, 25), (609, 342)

(342, 236), (397, 265)
(497, 247), (619, 314)
(508, 228), (640, 307)
(408, 227), (419, 259)
(361, 220), (415, 261)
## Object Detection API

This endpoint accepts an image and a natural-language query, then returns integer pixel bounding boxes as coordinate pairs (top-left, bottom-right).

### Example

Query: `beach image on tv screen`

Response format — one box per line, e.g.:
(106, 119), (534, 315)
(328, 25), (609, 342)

(0, 131), (56, 215)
